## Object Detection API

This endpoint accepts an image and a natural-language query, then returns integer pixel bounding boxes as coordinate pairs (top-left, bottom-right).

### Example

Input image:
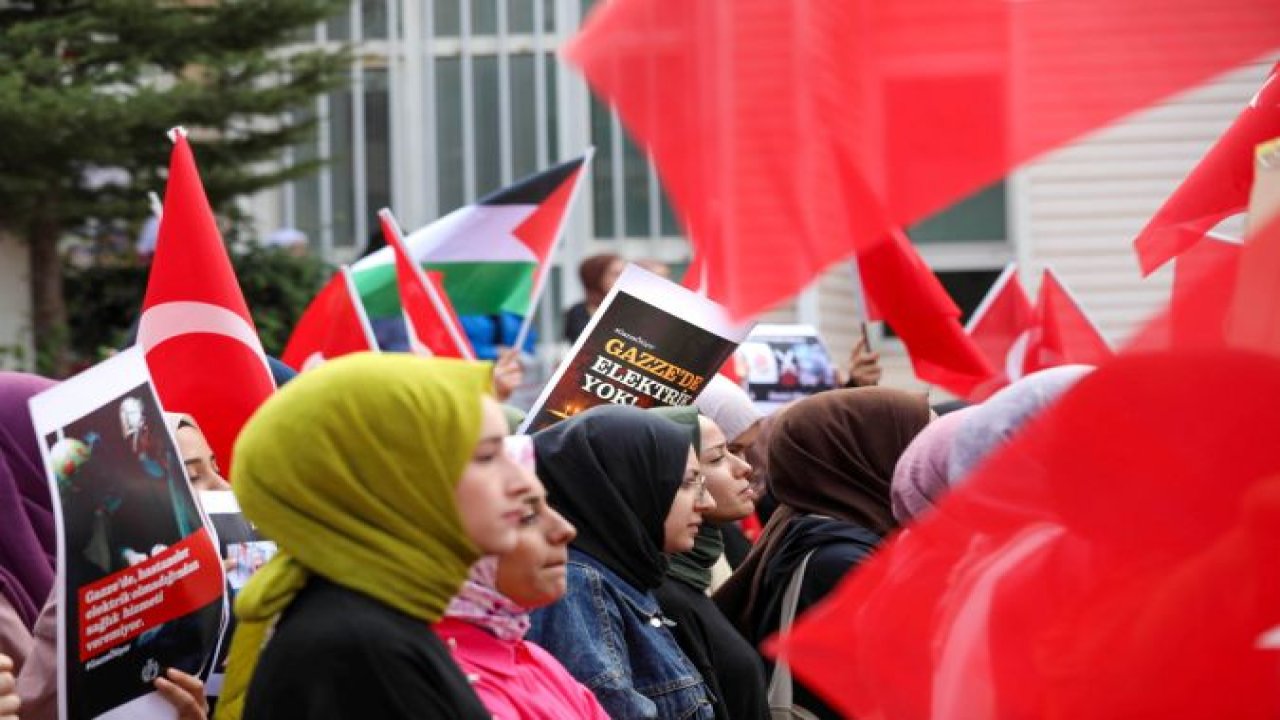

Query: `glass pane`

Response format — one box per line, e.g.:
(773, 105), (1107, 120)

(435, 56), (465, 213)
(908, 181), (1008, 244)
(364, 69), (391, 242)
(508, 0), (534, 33)
(328, 89), (356, 248)
(471, 0), (497, 35)
(543, 0), (556, 32)
(327, 1), (351, 40)
(474, 55), (501, 196)
(545, 55), (558, 162)
(510, 54), (538, 179)
(361, 0), (387, 39)
(589, 97), (614, 237)
(291, 107), (322, 250)
(433, 0), (460, 36)
(622, 132), (650, 237)
(659, 187), (680, 236)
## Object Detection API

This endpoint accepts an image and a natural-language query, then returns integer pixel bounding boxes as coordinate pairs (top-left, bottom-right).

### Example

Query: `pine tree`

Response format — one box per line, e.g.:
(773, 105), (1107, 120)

(0, 0), (349, 374)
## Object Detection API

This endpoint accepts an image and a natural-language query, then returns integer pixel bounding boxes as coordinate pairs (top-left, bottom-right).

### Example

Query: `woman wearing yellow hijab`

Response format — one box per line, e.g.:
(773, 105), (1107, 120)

(216, 353), (533, 720)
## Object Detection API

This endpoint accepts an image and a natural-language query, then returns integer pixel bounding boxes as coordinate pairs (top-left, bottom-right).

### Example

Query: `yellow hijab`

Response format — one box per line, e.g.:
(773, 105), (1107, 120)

(216, 353), (492, 720)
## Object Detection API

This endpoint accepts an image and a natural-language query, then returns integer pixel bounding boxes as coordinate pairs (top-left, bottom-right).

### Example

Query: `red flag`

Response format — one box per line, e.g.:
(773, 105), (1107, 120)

(137, 131), (275, 471)
(380, 210), (475, 360)
(1021, 268), (1112, 374)
(859, 229), (995, 397)
(565, 0), (1280, 322)
(966, 263), (1035, 394)
(281, 267), (379, 371)
(1134, 63), (1280, 275)
(768, 215), (1280, 719)
(770, 349), (1280, 719)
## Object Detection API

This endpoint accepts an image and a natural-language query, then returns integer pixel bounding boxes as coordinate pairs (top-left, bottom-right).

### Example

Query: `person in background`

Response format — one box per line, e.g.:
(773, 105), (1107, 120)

(562, 253), (623, 343)
(839, 336), (883, 388)
(635, 258), (671, 279)
(436, 442), (610, 719)
(693, 374), (765, 564)
(216, 354), (533, 720)
(716, 387), (932, 720)
(947, 365), (1094, 484)
(652, 407), (770, 720)
(527, 405), (716, 719)
(165, 413), (231, 492)
(263, 227), (309, 258)
(890, 407), (974, 524)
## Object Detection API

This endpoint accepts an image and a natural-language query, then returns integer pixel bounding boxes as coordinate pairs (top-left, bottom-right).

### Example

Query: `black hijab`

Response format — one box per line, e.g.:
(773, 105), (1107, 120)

(532, 404), (692, 591)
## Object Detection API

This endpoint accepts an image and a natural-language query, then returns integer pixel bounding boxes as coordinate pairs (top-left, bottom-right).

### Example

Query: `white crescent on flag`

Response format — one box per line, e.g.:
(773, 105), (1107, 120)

(138, 301), (275, 378)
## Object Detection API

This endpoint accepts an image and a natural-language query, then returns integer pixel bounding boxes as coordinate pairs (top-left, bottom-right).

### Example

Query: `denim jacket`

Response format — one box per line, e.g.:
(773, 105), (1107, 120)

(527, 549), (715, 720)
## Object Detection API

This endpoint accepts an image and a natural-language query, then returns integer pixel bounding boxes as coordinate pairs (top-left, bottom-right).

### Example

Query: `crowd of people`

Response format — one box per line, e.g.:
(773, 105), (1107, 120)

(0, 275), (1107, 720)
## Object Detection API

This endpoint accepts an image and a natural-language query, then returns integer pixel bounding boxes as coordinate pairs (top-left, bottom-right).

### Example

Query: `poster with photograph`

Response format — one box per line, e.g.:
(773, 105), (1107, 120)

(28, 349), (226, 720)
(521, 264), (754, 433)
(739, 324), (838, 411)
(197, 491), (277, 699)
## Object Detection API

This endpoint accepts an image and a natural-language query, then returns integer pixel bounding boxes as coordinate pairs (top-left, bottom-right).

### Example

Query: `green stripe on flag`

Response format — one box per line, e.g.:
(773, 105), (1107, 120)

(354, 261), (538, 317)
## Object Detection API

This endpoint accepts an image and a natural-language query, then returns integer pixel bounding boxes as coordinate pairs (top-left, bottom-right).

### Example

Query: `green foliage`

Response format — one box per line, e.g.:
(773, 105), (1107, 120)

(230, 245), (330, 356)
(0, 0), (350, 231)
(64, 248), (330, 364)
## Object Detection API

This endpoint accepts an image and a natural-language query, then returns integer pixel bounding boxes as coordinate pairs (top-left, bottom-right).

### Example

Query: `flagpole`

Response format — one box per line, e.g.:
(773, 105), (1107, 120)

(512, 147), (596, 354)
(848, 255), (872, 351)
(379, 208), (476, 360)
(340, 265), (380, 352)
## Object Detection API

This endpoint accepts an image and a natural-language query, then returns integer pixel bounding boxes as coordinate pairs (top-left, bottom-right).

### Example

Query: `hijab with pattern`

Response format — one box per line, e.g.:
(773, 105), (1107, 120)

(716, 387), (932, 632)
(216, 353), (493, 720)
(532, 405), (690, 591)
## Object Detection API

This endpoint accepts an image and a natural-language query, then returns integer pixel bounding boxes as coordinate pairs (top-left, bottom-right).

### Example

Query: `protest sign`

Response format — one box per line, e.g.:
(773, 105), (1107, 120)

(521, 264), (753, 433)
(738, 324), (838, 411)
(29, 348), (225, 720)
(196, 491), (277, 700)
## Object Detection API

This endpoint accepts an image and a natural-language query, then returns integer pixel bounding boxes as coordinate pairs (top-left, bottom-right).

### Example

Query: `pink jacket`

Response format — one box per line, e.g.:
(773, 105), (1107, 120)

(435, 618), (610, 720)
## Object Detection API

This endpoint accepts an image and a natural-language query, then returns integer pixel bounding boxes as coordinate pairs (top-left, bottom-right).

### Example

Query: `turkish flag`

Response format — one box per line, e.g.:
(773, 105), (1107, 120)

(1021, 268), (1112, 374)
(137, 132), (276, 472)
(565, 0), (1280, 323)
(380, 210), (475, 359)
(766, 211), (1280, 720)
(1133, 63), (1280, 275)
(281, 267), (379, 371)
(966, 263), (1035, 395)
(769, 349), (1280, 719)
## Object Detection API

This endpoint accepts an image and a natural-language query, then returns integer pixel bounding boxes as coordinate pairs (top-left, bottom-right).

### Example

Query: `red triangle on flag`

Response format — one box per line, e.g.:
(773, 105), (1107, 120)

(512, 166), (585, 266)
(137, 131), (276, 473)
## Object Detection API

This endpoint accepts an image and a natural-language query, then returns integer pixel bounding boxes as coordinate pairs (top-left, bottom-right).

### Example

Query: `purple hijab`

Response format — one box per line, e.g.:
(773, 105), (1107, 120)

(0, 372), (57, 628)
(890, 407), (972, 523)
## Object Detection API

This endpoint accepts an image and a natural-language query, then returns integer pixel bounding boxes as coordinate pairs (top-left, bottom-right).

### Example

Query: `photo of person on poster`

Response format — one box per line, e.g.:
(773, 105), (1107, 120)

(33, 356), (225, 720)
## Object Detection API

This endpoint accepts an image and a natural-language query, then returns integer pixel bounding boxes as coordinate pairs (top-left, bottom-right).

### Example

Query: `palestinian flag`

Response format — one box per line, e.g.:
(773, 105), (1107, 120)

(351, 153), (592, 319)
